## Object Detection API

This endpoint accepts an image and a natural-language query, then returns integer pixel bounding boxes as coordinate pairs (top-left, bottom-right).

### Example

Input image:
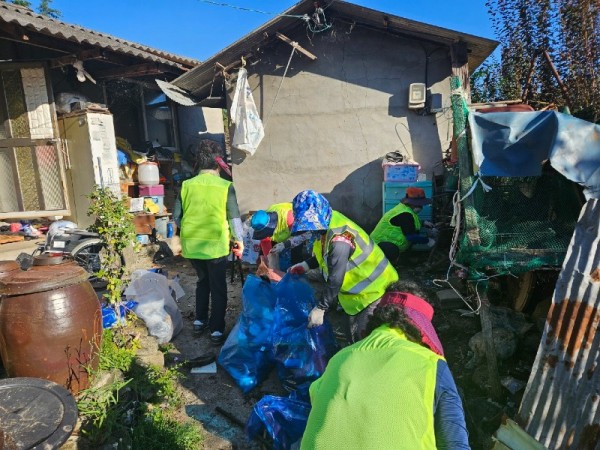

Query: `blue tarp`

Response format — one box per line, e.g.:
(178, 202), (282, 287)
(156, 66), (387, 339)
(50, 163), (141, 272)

(468, 111), (600, 198)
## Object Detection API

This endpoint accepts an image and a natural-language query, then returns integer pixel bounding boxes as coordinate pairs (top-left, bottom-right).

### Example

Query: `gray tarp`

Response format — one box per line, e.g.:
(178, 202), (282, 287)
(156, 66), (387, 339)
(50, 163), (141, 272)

(468, 111), (600, 198)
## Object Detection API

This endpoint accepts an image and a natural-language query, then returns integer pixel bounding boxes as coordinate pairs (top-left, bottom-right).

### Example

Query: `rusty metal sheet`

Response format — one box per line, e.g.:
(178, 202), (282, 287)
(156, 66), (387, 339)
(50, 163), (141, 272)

(518, 198), (600, 449)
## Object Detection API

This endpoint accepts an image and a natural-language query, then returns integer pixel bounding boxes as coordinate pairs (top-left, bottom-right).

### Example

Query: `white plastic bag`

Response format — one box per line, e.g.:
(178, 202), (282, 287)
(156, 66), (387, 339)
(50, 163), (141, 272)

(241, 218), (261, 264)
(230, 68), (264, 156)
(126, 270), (184, 344)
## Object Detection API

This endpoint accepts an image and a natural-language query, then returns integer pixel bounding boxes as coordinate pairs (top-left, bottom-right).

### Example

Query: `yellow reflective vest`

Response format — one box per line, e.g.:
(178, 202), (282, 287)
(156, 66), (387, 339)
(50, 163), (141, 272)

(301, 325), (441, 450)
(371, 203), (421, 252)
(313, 211), (398, 315)
(266, 202), (293, 243)
(180, 172), (231, 259)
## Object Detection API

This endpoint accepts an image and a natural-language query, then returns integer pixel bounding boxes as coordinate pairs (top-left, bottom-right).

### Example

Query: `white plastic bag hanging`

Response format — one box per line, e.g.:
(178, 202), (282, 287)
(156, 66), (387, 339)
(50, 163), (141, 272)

(231, 68), (264, 156)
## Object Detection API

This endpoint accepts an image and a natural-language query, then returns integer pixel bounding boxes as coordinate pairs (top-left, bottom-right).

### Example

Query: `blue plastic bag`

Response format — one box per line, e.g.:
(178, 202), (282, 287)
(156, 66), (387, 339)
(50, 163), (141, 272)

(246, 395), (311, 450)
(102, 301), (138, 329)
(219, 274), (338, 394)
(218, 275), (277, 393)
(273, 275), (338, 391)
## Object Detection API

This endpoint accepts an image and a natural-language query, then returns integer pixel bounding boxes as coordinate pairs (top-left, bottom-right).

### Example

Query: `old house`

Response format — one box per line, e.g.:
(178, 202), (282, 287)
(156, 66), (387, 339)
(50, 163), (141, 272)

(0, 1), (222, 227)
(166, 0), (498, 229)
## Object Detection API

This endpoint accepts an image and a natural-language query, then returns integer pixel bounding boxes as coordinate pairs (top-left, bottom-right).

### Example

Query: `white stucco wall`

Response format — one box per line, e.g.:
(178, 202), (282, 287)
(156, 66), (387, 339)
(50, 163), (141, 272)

(229, 25), (453, 230)
(177, 105), (225, 155)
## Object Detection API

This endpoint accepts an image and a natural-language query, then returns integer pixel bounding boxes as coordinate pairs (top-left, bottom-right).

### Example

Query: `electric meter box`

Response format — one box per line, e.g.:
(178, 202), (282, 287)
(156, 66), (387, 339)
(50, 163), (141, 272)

(408, 83), (426, 109)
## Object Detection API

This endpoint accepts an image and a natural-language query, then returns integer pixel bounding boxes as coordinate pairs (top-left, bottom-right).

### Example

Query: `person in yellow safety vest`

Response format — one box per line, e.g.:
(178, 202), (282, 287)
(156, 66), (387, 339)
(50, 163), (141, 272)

(172, 140), (244, 345)
(301, 291), (470, 450)
(371, 187), (436, 264)
(250, 203), (312, 271)
(287, 190), (398, 343)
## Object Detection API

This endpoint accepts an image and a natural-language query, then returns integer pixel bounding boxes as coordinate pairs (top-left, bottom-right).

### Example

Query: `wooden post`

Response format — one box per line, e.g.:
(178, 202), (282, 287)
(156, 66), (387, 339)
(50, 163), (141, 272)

(451, 41), (470, 103)
(475, 280), (503, 399)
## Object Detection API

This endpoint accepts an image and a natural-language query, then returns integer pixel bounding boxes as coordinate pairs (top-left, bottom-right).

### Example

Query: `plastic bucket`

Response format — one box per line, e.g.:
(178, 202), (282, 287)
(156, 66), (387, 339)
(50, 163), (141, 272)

(138, 162), (160, 186)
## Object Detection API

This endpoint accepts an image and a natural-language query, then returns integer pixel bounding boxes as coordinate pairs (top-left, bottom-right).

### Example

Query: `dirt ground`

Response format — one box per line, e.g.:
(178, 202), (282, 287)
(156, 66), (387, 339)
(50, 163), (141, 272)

(157, 248), (549, 450)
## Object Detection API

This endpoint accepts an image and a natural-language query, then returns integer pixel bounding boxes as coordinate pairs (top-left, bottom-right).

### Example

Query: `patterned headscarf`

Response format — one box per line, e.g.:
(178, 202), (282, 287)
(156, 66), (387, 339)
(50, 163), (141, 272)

(291, 190), (332, 234)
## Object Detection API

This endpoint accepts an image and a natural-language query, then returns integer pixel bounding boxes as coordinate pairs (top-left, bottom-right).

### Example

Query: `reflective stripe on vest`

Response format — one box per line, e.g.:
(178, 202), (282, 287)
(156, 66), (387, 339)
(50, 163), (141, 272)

(313, 211), (398, 315)
(371, 203), (421, 252)
(301, 325), (440, 450)
(180, 173), (231, 259)
(266, 202), (293, 243)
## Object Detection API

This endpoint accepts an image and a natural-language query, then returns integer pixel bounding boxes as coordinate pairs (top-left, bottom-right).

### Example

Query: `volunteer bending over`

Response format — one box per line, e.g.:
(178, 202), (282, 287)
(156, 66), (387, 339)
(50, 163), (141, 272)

(371, 186), (436, 264)
(250, 202), (311, 271)
(288, 190), (398, 342)
(301, 291), (470, 449)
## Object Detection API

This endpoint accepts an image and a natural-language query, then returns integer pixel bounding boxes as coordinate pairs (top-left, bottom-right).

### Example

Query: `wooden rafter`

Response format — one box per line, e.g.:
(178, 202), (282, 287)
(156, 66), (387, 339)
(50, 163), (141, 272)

(93, 62), (178, 79)
(48, 49), (105, 68)
(275, 32), (317, 60)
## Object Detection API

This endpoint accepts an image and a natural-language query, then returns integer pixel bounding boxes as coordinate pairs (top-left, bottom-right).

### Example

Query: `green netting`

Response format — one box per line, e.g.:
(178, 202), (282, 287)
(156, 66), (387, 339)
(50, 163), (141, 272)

(449, 76), (581, 276)
(455, 174), (580, 274)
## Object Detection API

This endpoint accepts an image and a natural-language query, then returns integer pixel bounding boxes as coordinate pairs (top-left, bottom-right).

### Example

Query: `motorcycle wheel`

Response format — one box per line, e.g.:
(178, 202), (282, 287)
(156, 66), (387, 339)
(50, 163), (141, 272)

(70, 239), (124, 274)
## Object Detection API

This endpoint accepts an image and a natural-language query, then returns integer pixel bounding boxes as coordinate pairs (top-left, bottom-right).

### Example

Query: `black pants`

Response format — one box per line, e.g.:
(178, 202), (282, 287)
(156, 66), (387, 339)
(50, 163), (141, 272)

(190, 256), (228, 333)
(378, 241), (400, 265)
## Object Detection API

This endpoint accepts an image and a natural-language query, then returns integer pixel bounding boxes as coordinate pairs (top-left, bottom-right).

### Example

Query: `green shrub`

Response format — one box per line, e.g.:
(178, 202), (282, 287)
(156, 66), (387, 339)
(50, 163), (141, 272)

(78, 327), (204, 448)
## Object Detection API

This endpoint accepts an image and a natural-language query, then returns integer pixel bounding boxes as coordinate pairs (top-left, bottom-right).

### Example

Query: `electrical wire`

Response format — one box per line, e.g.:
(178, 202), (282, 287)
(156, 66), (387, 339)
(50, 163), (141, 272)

(196, 0), (333, 33)
(263, 46), (296, 127)
(195, 0), (321, 20)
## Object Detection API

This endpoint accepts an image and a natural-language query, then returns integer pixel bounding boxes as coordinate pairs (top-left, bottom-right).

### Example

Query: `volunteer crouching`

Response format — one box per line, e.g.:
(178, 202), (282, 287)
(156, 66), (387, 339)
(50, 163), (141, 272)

(301, 292), (470, 449)
(288, 190), (398, 343)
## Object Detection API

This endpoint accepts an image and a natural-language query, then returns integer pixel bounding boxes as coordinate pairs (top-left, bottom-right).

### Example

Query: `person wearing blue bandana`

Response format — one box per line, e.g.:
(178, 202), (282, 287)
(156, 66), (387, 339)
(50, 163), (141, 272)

(288, 190), (399, 342)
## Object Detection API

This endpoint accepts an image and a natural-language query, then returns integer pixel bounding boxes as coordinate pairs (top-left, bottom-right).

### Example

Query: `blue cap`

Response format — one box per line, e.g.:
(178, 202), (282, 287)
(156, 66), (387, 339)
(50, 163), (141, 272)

(251, 210), (269, 231)
(251, 210), (277, 240)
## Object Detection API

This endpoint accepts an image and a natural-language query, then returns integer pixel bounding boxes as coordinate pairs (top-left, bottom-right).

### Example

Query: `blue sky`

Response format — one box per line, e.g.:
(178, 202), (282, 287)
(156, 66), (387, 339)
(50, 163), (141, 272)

(49, 1), (496, 61)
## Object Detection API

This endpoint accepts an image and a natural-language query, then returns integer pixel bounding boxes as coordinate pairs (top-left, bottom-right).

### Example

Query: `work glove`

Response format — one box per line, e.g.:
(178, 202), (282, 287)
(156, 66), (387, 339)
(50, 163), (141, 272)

(232, 241), (244, 259)
(422, 220), (434, 228)
(308, 307), (325, 328)
(269, 242), (286, 254)
(288, 261), (309, 275)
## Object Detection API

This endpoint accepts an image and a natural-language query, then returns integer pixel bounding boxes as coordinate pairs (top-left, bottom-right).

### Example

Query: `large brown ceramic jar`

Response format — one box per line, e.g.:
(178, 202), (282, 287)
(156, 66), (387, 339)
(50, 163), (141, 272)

(0, 263), (101, 394)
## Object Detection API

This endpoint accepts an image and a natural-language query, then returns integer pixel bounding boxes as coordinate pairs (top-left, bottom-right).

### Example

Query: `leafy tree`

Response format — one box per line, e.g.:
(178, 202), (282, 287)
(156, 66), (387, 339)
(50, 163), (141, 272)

(474, 0), (599, 121)
(38, 0), (61, 18)
(10, 0), (61, 19)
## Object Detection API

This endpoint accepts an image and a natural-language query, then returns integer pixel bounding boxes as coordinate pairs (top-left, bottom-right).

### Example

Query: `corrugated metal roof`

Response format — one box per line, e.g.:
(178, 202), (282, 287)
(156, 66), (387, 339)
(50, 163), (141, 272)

(0, 1), (199, 69)
(518, 198), (600, 449)
(173, 0), (498, 98)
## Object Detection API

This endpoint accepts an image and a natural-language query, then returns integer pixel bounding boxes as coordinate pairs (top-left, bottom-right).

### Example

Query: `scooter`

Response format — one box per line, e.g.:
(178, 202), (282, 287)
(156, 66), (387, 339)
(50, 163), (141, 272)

(32, 221), (115, 275)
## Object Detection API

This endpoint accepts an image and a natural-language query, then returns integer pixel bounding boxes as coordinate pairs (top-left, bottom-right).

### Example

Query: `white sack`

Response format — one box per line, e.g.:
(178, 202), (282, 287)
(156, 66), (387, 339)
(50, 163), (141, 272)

(230, 68), (264, 156)
(126, 270), (184, 344)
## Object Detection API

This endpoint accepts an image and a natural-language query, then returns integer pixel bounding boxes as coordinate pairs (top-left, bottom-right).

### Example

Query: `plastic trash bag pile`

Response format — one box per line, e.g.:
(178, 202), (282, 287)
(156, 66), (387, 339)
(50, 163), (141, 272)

(218, 274), (337, 394)
(218, 274), (339, 449)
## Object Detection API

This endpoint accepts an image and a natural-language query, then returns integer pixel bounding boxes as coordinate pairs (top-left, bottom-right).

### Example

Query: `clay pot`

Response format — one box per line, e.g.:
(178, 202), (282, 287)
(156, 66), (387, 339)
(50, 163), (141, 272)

(0, 264), (102, 394)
